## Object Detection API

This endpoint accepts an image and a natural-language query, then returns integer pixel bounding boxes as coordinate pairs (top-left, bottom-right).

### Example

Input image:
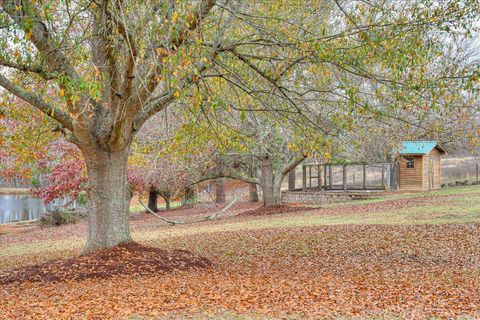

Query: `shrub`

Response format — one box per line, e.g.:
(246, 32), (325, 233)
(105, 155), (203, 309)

(38, 207), (86, 227)
(29, 175), (41, 187)
(76, 192), (88, 206)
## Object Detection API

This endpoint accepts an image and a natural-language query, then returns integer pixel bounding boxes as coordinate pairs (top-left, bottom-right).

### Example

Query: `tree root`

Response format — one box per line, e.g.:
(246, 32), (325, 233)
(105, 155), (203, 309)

(138, 196), (238, 225)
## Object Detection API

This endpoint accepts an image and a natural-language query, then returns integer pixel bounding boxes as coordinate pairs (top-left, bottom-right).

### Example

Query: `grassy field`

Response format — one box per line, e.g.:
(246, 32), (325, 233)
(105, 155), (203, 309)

(1, 186), (480, 319)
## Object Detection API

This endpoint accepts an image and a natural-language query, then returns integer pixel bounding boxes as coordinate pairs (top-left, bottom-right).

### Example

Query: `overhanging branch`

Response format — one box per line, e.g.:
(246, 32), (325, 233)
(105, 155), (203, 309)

(0, 58), (57, 80)
(0, 73), (74, 131)
(282, 154), (307, 176)
(137, 0), (217, 103)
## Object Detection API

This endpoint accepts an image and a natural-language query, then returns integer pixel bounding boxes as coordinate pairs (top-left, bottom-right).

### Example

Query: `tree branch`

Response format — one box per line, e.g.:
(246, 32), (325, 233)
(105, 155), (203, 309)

(139, 195), (238, 225)
(1, 1), (91, 125)
(104, 2), (138, 104)
(0, 58), (57, 80)
(132, 54), (216, 130)
(1, 1), (79, 80)
(282, 154), (307, 176)
(137, 0), (217, 104)
(0, 73), (74, 131)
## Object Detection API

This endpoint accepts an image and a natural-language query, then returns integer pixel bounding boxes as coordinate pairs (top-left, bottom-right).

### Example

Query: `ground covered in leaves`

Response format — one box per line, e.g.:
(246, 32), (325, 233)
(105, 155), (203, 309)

(0, 242), (212, 284)
(240, 204), (310, 216)
(1, 186), (480, 319)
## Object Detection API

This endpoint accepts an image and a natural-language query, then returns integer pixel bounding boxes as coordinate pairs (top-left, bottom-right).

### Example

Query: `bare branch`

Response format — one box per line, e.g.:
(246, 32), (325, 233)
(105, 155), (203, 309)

(139, 195), (238, 225)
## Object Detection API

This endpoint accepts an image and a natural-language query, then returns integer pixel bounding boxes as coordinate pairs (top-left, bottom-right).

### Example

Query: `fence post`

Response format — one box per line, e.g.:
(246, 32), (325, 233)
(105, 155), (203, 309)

(386, 164), (391, 191)
(302, 165), (307, 191)
(318, 164), (321, 189)
(476, 163), (479, 182)
(363, 164), (366, 190)
(343, 164), (347, 191)
(288, 169), (296, 191)
(329, 165), (333, 189)
(324, 164), (327, 190)
(381, 164), (385, 189)
(309, 165), (312, 189)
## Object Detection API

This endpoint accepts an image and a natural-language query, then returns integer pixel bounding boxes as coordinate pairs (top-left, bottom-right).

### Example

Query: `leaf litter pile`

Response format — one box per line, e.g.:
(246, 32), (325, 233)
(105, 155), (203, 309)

(0, 242), (212, 285)
(1, 193), (480, 319)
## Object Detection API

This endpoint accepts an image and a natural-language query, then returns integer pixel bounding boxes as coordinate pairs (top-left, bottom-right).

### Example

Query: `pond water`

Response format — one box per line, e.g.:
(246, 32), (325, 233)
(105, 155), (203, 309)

(0, 195), (66, 224)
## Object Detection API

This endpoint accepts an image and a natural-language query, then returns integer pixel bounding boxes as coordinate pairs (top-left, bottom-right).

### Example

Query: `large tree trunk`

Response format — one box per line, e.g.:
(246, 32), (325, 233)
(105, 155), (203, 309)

(215, 178), (226, 203)
(147, 187), (159, 212)
(83, 147), (132, 252)
(261, 182), (282, 207)
(249, 182), (259, 202)
(259, 155), (282, 207)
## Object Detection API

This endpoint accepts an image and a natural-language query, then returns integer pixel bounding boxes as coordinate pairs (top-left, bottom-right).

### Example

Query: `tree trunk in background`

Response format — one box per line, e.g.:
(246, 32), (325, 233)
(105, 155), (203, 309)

(215, 156), (226, 204)
(259, 155), (282, 207)
(249, 182), (259, 202)
(147, 187), (159, 212)
(215, 178), (226, 203)
(160, 195), (171, 211)
(83, 147), (132, 252)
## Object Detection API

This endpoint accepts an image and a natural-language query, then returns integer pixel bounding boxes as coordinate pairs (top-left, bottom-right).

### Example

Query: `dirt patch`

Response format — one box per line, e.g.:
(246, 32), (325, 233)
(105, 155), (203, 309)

(241, 205), (312, 216)
(0, 242), (212, 285)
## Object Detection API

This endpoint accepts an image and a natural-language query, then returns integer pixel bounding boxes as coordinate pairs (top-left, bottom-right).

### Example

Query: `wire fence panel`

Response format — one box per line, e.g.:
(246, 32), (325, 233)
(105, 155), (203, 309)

(441, 157), (480, 183)
(298, 162), (393, 192)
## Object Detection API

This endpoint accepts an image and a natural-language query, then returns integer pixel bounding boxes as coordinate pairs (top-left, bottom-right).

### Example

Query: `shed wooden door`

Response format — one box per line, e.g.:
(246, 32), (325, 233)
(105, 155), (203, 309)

(399, 155), (423, 190)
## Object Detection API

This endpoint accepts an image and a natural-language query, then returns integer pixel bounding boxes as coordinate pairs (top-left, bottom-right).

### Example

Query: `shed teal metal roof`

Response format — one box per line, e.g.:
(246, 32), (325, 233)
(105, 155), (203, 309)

(399, 141), (446, 155)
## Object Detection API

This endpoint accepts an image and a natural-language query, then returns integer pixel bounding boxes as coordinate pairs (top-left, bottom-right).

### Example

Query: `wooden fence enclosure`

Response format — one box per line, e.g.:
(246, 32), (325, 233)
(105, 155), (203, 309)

(290, 162), (399, 192)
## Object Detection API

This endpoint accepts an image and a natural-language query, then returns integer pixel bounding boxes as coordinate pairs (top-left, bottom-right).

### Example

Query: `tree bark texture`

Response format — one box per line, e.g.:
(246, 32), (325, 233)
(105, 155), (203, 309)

(249, 182), (259, 202)
(83, 147), (132, 252)
(148, 187), (159, 212)
(215, 178), (226, 203)
(259, 156), (282, 207)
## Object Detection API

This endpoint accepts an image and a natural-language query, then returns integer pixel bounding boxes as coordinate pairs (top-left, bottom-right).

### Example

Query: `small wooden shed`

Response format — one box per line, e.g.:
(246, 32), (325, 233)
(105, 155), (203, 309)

(398, 141), (446, 191)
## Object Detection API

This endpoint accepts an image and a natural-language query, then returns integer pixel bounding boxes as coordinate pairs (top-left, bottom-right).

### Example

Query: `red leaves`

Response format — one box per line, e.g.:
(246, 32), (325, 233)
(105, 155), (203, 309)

(31, 141), (87, 204)
(128, 157), (205, 199)
(32, 159), (87, 204)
